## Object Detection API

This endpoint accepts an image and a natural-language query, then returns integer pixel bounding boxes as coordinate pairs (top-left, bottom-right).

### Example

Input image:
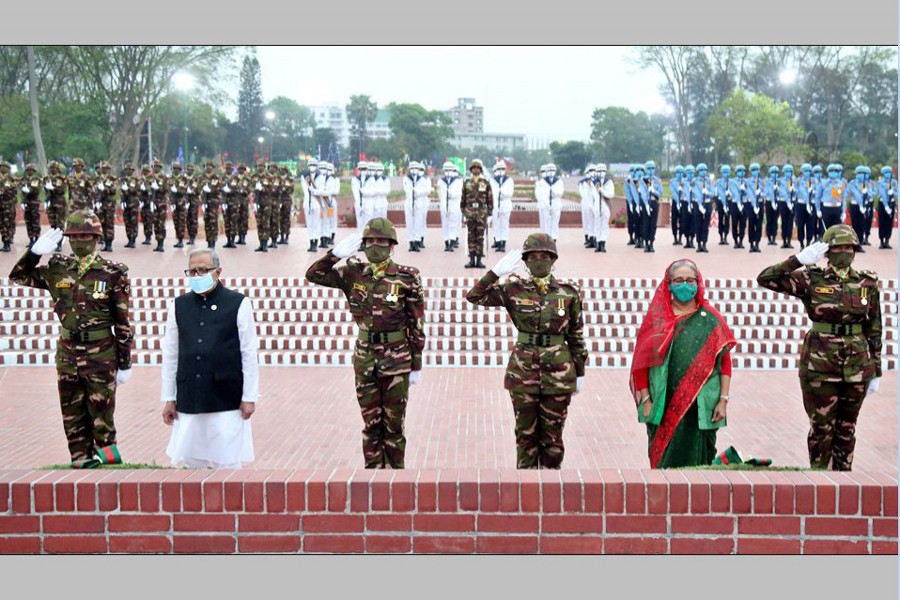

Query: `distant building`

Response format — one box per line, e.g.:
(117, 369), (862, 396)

(311, 105), (393, 148)
(451, 132), (527, 153)
(445, 97), (483, 134)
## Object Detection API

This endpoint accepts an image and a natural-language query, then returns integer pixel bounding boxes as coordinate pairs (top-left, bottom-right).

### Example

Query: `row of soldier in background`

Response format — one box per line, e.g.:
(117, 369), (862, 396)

(623, 161), (896, 255)
(0, 158), (310, 254)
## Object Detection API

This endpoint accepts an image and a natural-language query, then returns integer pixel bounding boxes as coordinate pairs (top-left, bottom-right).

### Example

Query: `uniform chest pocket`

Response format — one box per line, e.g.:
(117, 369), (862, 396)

(348, 286), (369, 308)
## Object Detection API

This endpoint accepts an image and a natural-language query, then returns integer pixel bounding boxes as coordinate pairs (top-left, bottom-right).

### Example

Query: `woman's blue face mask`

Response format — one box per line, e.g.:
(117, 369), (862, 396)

(671, 282), (698, 303)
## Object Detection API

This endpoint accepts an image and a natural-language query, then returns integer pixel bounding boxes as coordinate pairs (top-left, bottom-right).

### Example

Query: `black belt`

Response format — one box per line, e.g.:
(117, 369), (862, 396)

(811, 322), (863, 336)
(358, 330), (406, 344)
(516, 332), (565, 347)
(60, 327), (112, 343)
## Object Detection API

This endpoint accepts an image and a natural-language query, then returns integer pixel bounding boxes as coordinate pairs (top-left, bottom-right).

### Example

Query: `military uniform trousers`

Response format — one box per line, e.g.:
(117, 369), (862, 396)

(99, 197), (117, 241)
(56, 340), (118, 462)
(203, 200), (220, 242)
(641, 200), (659, 243)
(171, 196), (187, 241)
(626, 203), (639, 243)
(849, 204), (866, 245)
(692, 202), (711, 244)
(279, 196), (292, 239)
(46, 194), (68, 230)
(777, 200), (794, 243)
(0, 197), (16, 243)
(509, 390), (571, 469)
(153, 199), (169, 241)
(23, 197), (42, 239)
(354, 346), (410, 469)
(122, 198), (140, 240)
(140, 198), (155, 240)
(679, 201), (694, 244)
(715, 197), (729, 239)
(800, 378), (866, 471)
(730, 202), (746, 244)
(821, 206), (843, 230)
(187, 196), (201, 240)
(237, 195), (250, 238)
(222, 196), (238, 238)
(464, 207), (489, 255)
(794, 203), (817, 246)
(745, 204), (762, 245)
(877, 201), (894, 244)
(256, 198), (273, 244)
(765, 200), (779, 242)
(670, 202), (681, 242)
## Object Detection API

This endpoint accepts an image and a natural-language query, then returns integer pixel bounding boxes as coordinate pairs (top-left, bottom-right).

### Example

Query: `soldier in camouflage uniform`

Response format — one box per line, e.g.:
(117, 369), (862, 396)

(43, 161), (69, 237)
(278, 165), (294, 244)
(184, 163), (200, 245)
(93, 161), (118, 252)
(305, 218), (426, 468)
(67, 158), (92, 211)
(461, 159), (493, 269)
(251, 160), (272, 252)
(198, 160), (223, 248)
(167, 163), (187, 248)
(19, 163), (43, 246)
(757, 225), (882, 471)
(0, 161), (16, 252)
(234, 163), (250, 245)
(221, 161), (239, 248)
(119, 164), (140, 248)
(9, 210), (133, 468)
(466, 233), (588, 469)
(150, 159), (169, 252)
(138, 164), (155, 244)
(266, 162), (281, 249)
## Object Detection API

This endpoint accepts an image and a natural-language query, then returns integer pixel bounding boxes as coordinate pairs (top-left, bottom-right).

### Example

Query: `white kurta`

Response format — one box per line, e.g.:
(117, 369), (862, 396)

(161, 293), (259, 468)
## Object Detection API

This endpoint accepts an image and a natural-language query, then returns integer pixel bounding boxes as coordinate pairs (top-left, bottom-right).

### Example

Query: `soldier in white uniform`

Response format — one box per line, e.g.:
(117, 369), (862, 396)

(300, 158), (321, 253)
(323, 161), (340, 247)
(351, 162), (369, 236)
(535, 163), (564, 241)
(592, 163), (615, 253)
(489, 161), (514, 253)
(578, 164), (597, 248)
(371, 162), (389, 220)
(437, 161), (463, 252)
(403, 161), (432, 252)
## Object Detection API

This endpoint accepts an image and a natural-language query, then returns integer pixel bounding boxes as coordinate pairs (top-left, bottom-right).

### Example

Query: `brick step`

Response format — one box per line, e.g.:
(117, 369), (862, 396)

(4, 349), (897, 371)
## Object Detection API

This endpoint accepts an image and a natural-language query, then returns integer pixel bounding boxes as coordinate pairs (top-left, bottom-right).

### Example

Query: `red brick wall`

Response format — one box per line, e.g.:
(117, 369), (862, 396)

(0, 469), (895, 554)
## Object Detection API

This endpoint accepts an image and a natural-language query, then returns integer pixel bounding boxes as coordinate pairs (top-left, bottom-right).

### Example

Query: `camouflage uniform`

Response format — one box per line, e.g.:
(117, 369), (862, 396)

(150, 160), (169, 251)
(278, 166), (294, 244)
(119, 164), (141, 247)
(168, 163), (187, 247)
(757, 225), (882, 471)
(461, 159), (493, 268)
(8, 210), (133, 465)
(305, 218), (426, 468)
(199, 161), (223, 247)
(19, 164), (43, 244)
(251, 162), (272, 252)
(93, 162), (118, 251)
(221, 161), (239, 248)
(43, 161), (69, 232)
(266, 163), (281, 249)
(466, 234), (588, 469)
(235, 163), (250, 244)
(184, 164), (200, 244)
(67, 158), (92, 211)
(138, 165), (155, 243)
(0, 161), (16, 251)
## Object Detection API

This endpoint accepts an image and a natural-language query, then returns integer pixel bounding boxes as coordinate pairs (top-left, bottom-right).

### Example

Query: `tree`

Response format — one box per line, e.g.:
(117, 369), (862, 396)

(590, 107), (665, 163)
(706, 90), (807, 165)
(346, 94), (377, 160)
(549, 141), (590, 173)
(311, 127), (337, 157)
(236, 53), (264, 164)
(387, 103), (454, 166)
(262, 96), (316, 161)
(25, 47), (47, 172)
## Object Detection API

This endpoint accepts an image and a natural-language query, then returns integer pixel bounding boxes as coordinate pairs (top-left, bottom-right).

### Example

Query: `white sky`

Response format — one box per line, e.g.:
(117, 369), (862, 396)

(251, 46), (668, 143)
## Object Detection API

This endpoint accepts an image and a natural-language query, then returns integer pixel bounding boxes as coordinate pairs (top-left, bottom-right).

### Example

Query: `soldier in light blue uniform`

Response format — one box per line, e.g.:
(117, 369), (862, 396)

(794, 163), (817, 249)
(845, 165), (869, 252)
(715, 164), (731, 245)
(862, 166), (875, 246)
(763, 165), (780, 245)
(681, 165), (696, 249)
(811, 164), (825, 240)
(875, 165), (895, 249)
(625, 165), (638, 246)
(777, 164), (796, 248)
(640, 160), (662, 253)
(669, 165), (684, 245)
(692, 163), (712, 253)
(630, 164), (647, 249)
(815, 163), (848, 232)
(730, 164), (751, 250)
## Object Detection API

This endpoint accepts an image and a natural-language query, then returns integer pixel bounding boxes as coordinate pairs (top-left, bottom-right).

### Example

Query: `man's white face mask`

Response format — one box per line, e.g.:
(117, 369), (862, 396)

(599, 170), (607, 178)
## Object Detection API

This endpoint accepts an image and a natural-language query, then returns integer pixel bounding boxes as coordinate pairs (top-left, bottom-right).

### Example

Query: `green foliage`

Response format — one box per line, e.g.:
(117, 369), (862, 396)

(387, 102), (454, 165)
(346, 94), (378, 159)
(264, 96), (316, 161)
(549, 140), (591, 173)
(590, 106), (665, 163)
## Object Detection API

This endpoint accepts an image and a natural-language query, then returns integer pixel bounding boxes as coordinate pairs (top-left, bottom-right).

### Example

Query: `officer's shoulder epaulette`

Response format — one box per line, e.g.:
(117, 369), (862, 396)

(857, 268), (879, 282)
(396, 263), (420, 277)
(48, 254), (74, 268)
(99, 258), (129, 274)
(345, 256), (364, 269)
(556, 279), (583, 294)
(806, 265), (824, 275)
(506, 273), (525, 284)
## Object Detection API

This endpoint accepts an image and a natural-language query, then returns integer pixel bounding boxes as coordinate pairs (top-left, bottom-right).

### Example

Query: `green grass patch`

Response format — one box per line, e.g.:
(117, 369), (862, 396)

(40, 462), (172, 470)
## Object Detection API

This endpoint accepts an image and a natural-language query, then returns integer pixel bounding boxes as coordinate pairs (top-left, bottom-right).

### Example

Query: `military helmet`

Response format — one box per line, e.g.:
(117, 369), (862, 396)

(72, 158), (85, 167)
(685, 165), (695, 174)
(696, 163), (708, 172)
(801, 163), (812, 172)
(493, 161), (506, 172)
(306, 158), (318, 167)
(644, 160), (656, 170)
(735, 164), (747, 173)
(224, 160), (233, 167)
(24, 163), (36, 172)
(186, 163), (196, 172)
(442, 161), (455, 171)
(257, 160), (267, 169)
(812, 164), (823, 174)
(172, 163), (182, 171)
(63, 209), (103, 237)
(881, 165), (893, 176)
(0, 160), (9, 170)
(469, 159), (484, 172)
(822, 224), (862, 251)
(205, 160), (215, 168)
(48, 160), (60, 170)
(585, 164), (596, 173)
(123, 163), (134, 171)
(720, 164), (731, 174)
(362, 217), (398, 244)
(835, 163), (844, 172)
(545, 163), (557, 172)
(596, 163), (608, 172)
(854, 165), (866, 175)
(826, 163), (839, 173)
(783, 164), (794, 173)
(768, 166), (780, 175)
(674, 165), (684, 173)
(522, 232), (558, 259)
(99, 160), (110, 169)
(237, 163), (248, 171)
(862, 166), (871, 175)
(141, 164), (151, 173)
(749, 163), (761, 171)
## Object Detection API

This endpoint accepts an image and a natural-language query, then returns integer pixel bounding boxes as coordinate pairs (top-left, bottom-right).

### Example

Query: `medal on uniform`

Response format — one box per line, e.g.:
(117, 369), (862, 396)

(557, 298), (565, 317)
(385, 284), (399, 303)
(861, 287), (868, 306)
(92, 280), (106, 299)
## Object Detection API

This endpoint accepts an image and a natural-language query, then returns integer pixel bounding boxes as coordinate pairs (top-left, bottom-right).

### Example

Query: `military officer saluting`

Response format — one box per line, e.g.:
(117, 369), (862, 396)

(466, 233), (588, 469)
(757, 225), (882, 471)
(305, 218), (426, 469)
(9, 210), (133, 468)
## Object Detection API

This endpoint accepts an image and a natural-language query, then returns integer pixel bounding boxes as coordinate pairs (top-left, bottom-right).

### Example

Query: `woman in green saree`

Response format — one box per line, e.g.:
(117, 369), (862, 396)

(630, 259), (736, 468)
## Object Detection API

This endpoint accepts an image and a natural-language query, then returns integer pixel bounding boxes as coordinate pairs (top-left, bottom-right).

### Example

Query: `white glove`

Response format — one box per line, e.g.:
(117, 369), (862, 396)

(796, 241), (829, 266)
(140, 183), (146, 191)
(223, 185), (231, 193)
(491, 248), (523, 276)
(202, 203), (208, 211)
(699, 205), (706, 216)
(44, 182), (53, 191)
(187, 186), (193, 194)
(816, 210), (822, 219)
(221, 203), (228, 210)
(574, 376), (584, 395)
(151, 182), (159, 191)
(98, 182), (105, 191)
(332, 233), (364, 259)
(255, 182), (263, 191)
(409, 371), (422, 385)
(116, 368), (132, 386)
(22, 186), (30, 194)
(121, 183), (128, 191)
(31, 228), (63, 255)
(150, 202), (156, 211)
(867, 377), (880, 395)
(203, 184), (211, 193)
(170, 185), (177, 193)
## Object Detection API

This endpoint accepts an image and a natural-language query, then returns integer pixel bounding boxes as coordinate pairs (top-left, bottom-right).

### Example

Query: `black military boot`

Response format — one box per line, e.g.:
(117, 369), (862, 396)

(647, 242), (655, 253)
(499, 241), (506, 252)
(627, 235), (634, 245)
(1, 241), (10, 252)
(255, 241), (268, 252)
(307, 239), (317, 252)
(224, 236), (236, 248)
(595, 241), (606, 253)
(408, 241), (418, 252)
(475, 254), (485, 268)
(330, 233), (335, 244)
(153, 240), (164, 252)
(142, 235), (152, 245)
(188, 236), (195, 245)
(56, 241), (63, 252)
(173, 238), (184, 248)
(452, 238), (459, 248)
(208, 240), (216, 249)
(635, 239), (643, 249)
(465, 253), (477, 268)
(282, 234), (289, 245)
(237, 235), (246, 245)
(857, 245), (866, 253)
(684, 237), (694, 249)
(444, 240), (452, 252)
(269, 238), (278, 249)
(104, 240), (113, 252)
(124, 237), (134, 249)
(588, 236), (597, 248)
(419, 237), (425, 249)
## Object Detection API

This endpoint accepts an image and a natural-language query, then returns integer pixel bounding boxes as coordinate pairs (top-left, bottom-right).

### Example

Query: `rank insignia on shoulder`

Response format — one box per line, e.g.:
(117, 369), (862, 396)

(814, 286), (835, 294)
(55, 281), (72, 288)
(353, 283), (367, 291)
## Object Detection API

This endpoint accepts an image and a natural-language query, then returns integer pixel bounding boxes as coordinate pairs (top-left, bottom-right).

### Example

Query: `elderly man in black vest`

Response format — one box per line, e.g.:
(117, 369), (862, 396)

(161, 248), (259, 468)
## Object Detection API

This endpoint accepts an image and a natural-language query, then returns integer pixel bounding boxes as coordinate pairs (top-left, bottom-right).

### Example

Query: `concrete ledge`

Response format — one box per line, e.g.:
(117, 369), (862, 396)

(0, 469), (895, 554)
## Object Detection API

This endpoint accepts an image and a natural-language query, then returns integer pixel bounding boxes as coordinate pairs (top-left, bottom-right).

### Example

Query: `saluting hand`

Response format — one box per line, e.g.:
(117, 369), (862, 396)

(332, 233), (363, 259)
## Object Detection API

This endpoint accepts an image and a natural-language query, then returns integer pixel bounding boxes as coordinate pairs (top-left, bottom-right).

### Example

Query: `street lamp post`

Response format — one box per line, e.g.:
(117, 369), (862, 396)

(173, 72), (195, 165)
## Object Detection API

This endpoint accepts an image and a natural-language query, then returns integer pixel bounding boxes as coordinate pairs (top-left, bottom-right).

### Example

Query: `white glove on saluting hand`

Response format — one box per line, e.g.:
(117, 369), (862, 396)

(332, 233), (363, 259)
(31, 228), (64, 256)
(116, 368), (132, 386)
(409, 371), (422, 385)
(491, 248), (523, 277)
(866, 377), (880, 395)
(796, 241), (829, 266)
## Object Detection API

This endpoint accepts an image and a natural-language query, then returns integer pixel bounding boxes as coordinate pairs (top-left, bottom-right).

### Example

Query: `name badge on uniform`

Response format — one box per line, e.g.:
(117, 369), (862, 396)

(385, 284), (399, 303)
(516, 298), (536, 306)
(814, 286), (834, 294)
(56, 281), (72, 288)
(92, 280), (107, 299)
(556, 298), (565, 317)
(353, 283), (367, 292)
